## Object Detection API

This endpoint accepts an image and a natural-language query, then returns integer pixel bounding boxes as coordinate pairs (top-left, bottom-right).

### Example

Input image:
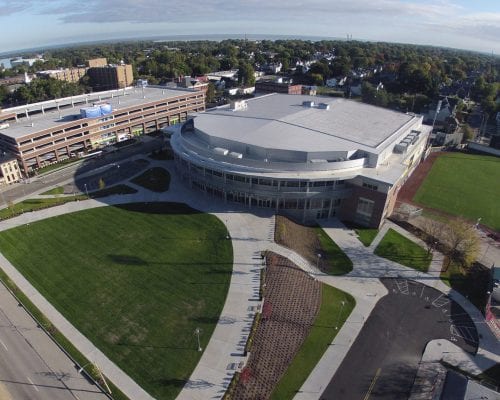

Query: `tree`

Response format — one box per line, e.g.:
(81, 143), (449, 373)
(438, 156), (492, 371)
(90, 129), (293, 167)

(309, 73), (324, 86)
(420, 219), (446, 254)
(462, 124), (474, 142)
(205, 82), (216, 104)
(237, 62), (255, 87)
(444, 220), (480, 269)
(98, 178), (106, 190)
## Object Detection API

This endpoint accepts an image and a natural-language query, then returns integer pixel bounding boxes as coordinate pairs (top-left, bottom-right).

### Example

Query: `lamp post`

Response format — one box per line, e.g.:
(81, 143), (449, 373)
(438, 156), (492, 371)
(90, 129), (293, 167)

(84, 183), (88, 196)
(335, 300), (346, 330)
(194, 327), (202, 352)
(316, 253), (322, 269)
(475, 217), (482, 229)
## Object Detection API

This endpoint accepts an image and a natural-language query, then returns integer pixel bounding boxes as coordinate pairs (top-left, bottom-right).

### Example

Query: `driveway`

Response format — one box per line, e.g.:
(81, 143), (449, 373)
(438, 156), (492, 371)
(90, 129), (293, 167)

(321, 278), (478, 400)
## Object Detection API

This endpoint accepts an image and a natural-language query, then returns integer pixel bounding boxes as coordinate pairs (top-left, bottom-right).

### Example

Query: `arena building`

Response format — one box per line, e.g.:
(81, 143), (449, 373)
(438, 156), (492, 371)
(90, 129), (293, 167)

(171, 94), (431, 227)
(0, 86), (205, 173)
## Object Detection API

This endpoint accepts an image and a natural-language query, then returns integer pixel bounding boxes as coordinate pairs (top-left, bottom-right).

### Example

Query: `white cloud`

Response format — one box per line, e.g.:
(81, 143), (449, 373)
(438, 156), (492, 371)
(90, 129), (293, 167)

(39, 0), (463, 24)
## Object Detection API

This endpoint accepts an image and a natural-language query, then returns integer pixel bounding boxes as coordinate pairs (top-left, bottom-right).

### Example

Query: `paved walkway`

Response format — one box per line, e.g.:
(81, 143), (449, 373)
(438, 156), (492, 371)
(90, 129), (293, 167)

(0, 161), (498, 400)
(293, 219), (499, 400)
(0, 161), (276, 400)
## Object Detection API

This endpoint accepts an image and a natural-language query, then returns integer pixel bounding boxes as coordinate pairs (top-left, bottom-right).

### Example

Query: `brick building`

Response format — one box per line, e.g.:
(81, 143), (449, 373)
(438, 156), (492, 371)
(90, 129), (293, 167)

(0, 86), (205, 173)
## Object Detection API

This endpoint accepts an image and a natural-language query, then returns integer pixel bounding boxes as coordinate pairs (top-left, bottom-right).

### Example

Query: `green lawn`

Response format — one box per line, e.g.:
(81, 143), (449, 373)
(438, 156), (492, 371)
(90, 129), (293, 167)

(355, 228), (379, 247)
(441, 259), (490, 311)
(131, 167), (171, 192)
(374, 228), (431, 272)
(413, 153), (500, 231)
(270, 284), (355, 399)
(316, 227), (353, 275)
(0, 203), (232, 400)
(36, 158), (82, 175)
(41, 186), (65, 195)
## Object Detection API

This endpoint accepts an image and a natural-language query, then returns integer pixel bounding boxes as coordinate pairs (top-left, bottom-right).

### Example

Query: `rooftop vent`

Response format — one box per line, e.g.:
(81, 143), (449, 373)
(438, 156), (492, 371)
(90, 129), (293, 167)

(213, 147), (229, 156)
(230, 100), (247, 111)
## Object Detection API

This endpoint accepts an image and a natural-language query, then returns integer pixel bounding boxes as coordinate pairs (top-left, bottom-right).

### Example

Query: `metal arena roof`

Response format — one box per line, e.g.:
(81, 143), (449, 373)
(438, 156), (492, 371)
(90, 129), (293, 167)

(194, 94), (417, 154)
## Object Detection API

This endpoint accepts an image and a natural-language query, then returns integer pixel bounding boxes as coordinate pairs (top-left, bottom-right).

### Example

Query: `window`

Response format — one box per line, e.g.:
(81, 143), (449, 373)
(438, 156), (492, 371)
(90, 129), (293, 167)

(362, 182), (378, 191)
(356, 197), (374, 217)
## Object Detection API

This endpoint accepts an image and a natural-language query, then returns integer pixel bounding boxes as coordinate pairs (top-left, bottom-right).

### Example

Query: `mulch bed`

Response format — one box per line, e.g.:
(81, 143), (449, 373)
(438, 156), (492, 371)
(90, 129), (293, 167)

(275, 215), (330, 274)
(232, 252), (321, 399)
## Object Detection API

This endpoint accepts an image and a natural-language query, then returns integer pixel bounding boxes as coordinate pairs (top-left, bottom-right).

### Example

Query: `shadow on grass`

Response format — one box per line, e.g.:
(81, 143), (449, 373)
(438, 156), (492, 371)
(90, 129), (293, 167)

(117, 341), (195, 350)
(108, 254), (148, 266)
(154, 378), (187, 388)
(115, 202), (201, 215)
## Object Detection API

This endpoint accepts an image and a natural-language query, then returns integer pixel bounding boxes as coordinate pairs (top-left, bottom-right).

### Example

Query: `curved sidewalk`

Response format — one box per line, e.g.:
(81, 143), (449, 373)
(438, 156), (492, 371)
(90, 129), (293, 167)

(0, 165), (277, 400)
(292, 218), (499, 400)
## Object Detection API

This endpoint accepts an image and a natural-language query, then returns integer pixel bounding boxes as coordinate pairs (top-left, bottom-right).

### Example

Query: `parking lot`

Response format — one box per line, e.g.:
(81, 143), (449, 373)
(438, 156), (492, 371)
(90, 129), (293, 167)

(321, 279), (477, 400)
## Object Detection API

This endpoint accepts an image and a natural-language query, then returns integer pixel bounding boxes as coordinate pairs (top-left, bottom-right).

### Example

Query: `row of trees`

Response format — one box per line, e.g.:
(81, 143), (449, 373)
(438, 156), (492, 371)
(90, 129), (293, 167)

(3, 78), (86, 106)
(1, 38), (498, 107)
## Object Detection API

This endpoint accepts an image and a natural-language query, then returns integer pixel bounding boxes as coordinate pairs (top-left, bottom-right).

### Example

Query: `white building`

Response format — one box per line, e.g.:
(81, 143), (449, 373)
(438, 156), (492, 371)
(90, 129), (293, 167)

(171, 94), (431, 227)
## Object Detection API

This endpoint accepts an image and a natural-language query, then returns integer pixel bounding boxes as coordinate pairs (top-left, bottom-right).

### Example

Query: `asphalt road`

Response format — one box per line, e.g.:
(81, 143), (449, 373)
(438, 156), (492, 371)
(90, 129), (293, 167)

(0, 283), (110, 400)
(321, 278), (478, 400)
(0, 137), (165, 400)
(0, 136), (164, 204)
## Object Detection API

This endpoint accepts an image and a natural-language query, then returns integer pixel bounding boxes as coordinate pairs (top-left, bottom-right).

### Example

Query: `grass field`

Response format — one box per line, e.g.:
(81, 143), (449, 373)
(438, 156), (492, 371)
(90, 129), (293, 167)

(374, 228), (431, 272)
(270, 284), (355, 399)
(0, 185), (137, 220)
(40, 186), (65, 195)
(355, 228), (379, 247)
(131, 167), (171, 192)
(440, 259), (490, 311)
(0, 203), (232, 399)
(315, 227), (353, 275)
(413, 153), (500, 231)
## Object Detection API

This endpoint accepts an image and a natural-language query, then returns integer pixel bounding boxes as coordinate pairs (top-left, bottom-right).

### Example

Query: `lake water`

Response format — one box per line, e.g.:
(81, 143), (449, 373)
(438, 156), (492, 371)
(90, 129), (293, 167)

(0, 58), (12, 68)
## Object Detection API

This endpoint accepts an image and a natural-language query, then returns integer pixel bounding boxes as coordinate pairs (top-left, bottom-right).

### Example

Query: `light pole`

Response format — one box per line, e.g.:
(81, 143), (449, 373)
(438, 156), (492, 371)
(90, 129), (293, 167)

(316, 253), (322, 269)
(335, 300), (346, 330)
(84, 183), (88, 197)
(475, 217), (482, 229)
(194, 327), (202, 352)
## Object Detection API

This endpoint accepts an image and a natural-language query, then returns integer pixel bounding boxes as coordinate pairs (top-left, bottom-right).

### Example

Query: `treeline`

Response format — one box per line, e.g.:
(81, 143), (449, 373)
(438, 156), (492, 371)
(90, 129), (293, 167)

(1, 39), (498, 110)
(0, 78), (86, 106)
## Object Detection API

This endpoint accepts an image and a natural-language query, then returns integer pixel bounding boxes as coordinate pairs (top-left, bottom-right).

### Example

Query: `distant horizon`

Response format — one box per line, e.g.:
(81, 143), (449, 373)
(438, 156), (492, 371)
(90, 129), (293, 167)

(1, 33), (497, 60)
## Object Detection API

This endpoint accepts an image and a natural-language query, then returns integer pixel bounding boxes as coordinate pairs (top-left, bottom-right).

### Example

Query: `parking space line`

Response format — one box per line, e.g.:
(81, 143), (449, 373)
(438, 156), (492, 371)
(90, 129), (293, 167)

(432, 294), (450, 308)
(450, 325), (478, 343)
(27, 377), (39, 392)
(0, 338), (7, 351)
(395, 279), (409, 295)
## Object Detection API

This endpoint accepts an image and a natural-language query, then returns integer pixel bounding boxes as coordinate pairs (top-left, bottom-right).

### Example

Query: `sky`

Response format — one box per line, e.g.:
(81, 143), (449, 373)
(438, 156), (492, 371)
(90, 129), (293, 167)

(1, 0), (500, 55)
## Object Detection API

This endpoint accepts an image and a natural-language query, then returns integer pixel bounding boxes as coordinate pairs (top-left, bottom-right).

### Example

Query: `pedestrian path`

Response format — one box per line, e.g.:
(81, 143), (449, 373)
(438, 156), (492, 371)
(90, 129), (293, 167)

(0, 162), (277, 400)
(294, 218), (499, 400)
(0, 161), (498, 400)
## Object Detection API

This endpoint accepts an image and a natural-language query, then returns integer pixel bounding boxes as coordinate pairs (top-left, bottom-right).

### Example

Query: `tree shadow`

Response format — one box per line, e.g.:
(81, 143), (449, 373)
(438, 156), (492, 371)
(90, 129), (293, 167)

(107, 254), (148, 266)
(154, 378), (187, 388)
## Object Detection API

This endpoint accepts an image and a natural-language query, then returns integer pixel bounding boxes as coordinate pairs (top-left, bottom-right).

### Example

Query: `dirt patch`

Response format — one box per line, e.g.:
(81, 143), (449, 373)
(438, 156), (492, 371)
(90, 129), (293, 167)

(398, 151), (443, 204)
(275, 215), (351, 274)
(232, 252), (321, 399)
